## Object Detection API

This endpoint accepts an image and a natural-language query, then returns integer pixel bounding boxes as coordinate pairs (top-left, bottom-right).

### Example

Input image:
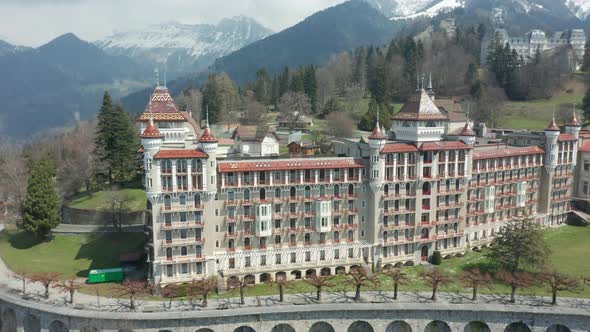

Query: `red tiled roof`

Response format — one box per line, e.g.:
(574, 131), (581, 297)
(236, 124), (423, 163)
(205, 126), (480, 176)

(558, 133), (577, 141)
(368, 125), (387, 140)
(579, 129), (590, 138)
(419, 141), (471, 151)
(381, 143), (418, 154)
(218, 158), (365, 173)
(136, 112), (186, 122)
(546, 118), (560, 131)
(579, 140), (590, 152)
(154, 149), (208, 159)
(199, 126), (218, 143)
(459, 122), (476, 136)
(138, 146), (144, 153)
(218, 138), (235, 145)
(473, 146), (544, 160)
(147, 87), (179, 113)
(140, 121), (163, 138)
(566, 112), (582, 127)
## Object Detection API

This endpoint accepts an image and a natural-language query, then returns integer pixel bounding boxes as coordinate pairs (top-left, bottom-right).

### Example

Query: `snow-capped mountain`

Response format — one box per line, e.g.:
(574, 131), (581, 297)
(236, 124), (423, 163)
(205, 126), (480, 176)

(365, 0), (590, 22)
(96, 16), (272, 78)
(565, 0), (590, 20)
(364, 0), (465, 20)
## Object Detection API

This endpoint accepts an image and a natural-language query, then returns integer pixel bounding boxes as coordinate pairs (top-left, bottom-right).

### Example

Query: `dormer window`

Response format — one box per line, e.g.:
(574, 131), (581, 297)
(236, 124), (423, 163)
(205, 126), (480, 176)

(426, 121), (436, 127)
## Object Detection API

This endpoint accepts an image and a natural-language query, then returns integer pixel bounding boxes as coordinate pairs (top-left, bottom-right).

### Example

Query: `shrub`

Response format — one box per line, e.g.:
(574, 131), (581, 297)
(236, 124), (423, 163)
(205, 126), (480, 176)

(431, 250), (442, 265)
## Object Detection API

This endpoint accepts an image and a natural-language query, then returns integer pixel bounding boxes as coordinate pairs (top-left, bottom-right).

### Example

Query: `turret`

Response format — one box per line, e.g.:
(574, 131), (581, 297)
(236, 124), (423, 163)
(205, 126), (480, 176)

(198, 113), (218, 154)
(564, 109), (582, 139)
(368, 116), (386, 192)
(426, 72), (435, 100)
(140, 111), (163, 192)
(458, 120), (476, 146)
(198, 110), (218, 196)
(544, 116), (560, 171)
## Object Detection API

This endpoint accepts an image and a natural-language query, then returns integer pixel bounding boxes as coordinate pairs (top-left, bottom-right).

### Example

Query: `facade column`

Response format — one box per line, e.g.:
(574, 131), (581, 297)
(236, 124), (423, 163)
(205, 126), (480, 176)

(187, 162), (193, 190)
(172, 160), (178, 192)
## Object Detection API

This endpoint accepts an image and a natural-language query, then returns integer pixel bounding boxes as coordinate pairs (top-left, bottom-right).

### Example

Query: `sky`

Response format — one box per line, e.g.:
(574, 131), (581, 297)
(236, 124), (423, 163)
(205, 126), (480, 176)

(0, 0), (348, 47)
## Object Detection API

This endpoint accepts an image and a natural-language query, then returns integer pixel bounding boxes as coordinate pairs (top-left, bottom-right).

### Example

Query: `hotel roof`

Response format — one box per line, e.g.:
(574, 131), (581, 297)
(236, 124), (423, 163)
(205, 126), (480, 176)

(154, 149), (208, 159)
(218, 157), (365, 173)
(473, 145), (544, 160)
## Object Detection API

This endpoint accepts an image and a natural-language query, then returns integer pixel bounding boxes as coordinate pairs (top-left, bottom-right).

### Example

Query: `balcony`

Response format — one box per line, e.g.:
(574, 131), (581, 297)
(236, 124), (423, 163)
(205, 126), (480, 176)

(161, 221), (204, 230)
(161, 204), (204, 213)
(161, 237), (205, 247)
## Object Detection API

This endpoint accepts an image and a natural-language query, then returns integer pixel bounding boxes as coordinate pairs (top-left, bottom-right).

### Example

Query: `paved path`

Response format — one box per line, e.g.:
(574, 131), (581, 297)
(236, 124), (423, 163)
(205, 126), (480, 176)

(53, 224), (144, 234)
(0, 254), (588, 313)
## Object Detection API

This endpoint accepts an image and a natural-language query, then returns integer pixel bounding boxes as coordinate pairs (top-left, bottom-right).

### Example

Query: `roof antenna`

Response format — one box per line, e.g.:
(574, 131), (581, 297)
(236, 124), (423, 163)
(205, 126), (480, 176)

(206, 104), (210, 128)
(421, 74), (425, 91)
(154, 68), (159, 87)
(416, 72), (420, 90)
(149, 100), (154, 125)
(376, 105), (381, 127)
(428, 72), (433, 90)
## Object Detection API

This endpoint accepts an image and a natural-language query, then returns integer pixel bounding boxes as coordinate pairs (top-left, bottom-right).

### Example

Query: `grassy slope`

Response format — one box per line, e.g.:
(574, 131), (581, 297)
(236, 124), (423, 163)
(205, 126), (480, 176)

(502, 79), (586, 130)
(0, 227), (145, 278)
(66, 188), (147, 211)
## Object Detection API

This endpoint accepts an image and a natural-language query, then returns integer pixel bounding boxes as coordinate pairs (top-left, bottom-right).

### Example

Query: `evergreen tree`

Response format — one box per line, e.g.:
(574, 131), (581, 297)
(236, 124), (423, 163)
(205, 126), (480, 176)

(202, 75), (223, 124)
(278, 66), (290, 97)
(270, 74), (280, 106)
(290, 69), (305, 93)
(253, 68), (271, 104)
(582, 88), (590, 120)
(583, 39), (590, 72)
(353, 47), (367, 90)
(369, 59), (387, 104)
(22, 159), (60, 239)
(303, 66), (318, 114)
(94, 92), (138, 185)
(358, 99), (392, 131)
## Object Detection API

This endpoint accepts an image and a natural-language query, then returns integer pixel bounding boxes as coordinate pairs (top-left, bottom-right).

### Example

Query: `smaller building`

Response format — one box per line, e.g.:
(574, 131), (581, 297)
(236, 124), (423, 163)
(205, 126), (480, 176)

(232, 125), (280, 157)
(277, 112), (314, 132)
(287, 140), (321, 157)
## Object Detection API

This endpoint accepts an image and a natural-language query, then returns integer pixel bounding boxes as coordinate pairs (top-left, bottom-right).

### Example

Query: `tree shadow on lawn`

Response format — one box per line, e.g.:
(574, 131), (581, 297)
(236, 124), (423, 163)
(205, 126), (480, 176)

(6, 230), (43, 249)
(75, 232), (145, 278)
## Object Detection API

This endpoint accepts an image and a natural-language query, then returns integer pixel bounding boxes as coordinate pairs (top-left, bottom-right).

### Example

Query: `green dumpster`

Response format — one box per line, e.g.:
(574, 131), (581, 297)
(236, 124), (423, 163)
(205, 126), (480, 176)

(88, 267), (125, 284)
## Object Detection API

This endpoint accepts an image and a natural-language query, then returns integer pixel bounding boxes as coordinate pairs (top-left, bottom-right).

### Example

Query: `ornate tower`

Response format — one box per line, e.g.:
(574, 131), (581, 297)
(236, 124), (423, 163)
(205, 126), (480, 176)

(140, 111), (163, 195)
(198, 113), (218, 198)
(458, 119), (476, 146)
(368, 117), (387, 192)
(539, 116), (561, 215)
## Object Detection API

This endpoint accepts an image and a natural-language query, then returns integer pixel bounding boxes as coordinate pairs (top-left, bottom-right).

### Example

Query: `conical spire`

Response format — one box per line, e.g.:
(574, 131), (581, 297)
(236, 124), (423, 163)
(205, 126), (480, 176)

(427, 72), (433, 91)
(566, 105), (582, 127)
(368, 106), (386, 140)
(546, 113), (560, 132)
(199, 105), (218, 143)
(141, 102), (163, 139)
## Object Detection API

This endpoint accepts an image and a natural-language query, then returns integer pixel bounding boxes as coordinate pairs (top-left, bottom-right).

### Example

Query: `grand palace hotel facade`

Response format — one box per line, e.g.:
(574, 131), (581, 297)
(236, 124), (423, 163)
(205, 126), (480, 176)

(137, 84), (586, 287)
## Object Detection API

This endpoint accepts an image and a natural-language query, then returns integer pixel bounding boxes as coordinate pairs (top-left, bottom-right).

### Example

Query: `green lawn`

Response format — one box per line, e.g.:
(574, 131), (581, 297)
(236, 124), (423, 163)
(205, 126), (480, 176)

(0, 227), (145, 278)
(66, 188), (147, 212)
(501, 80), (586, 129)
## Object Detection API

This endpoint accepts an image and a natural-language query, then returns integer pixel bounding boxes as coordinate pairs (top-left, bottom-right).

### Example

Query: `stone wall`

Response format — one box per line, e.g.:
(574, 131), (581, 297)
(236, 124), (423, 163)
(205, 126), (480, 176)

(1, 292), (589, 332)
(60, 206), (146, 226)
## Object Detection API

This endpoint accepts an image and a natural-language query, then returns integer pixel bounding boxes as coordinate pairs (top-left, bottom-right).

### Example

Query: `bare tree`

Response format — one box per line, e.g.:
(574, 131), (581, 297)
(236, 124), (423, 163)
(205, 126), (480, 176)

(348, 267), (380, 302)
(304, 275), (334, 301)
(30, 272), (61, 299)
(192, 277), (217, 307)
(539, 271), (580, 305)
(57, 121), (98, 196)
(268, 276), (294, 303)
(420, 268), (451, 301)
(324, 112), (355, 138)
(176, 88), (203, 122)
(106, 189), (133, 231)
(160, 284), (181, 309)
(382, 268), (409, 300)
(277, 92), (311, 132)
(495, 270), (534, 303)
(115, 280), (150, 310)
(240, 90), (270, 126)
(10, 269), (29, 295)
(0, 143), (28, 211)
(53, 279), (83, 304)
(227, 277), (253, 305)
(459, 268), (493, 301)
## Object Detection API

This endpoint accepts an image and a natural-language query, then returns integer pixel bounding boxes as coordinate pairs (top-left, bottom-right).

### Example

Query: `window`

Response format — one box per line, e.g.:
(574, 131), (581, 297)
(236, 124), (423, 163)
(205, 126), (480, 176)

(348, 248), (354, 258)
(320, 250), (326, 261)
(181, 263), (188, 274)
(244, 189), (251, 201)
(181, 246), (187, 256)
(229, 258), (235, 269)
(584, 181), (589, 195)
(166, 265), (173, 277)
(276, 254), (282, 265)
(275, 235), (281, 244)
(245, 256), (251, 268)
(180, 212), (187, 222)
(305, 251), (311, 262)
(334, 249), (340, 259)
(290, 252), (296, 263)
(275, 187), (281, 198)
(180, 229), (187, 239)
(260, 255), (267, 266)
(179, 194), (187, 205)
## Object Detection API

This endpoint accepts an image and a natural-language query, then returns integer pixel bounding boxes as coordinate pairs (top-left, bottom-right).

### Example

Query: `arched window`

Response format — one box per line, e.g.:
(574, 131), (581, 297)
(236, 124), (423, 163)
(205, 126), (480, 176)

(179, 194), (187, 205)
(166, 248), (172, 259)
(348, 184), (354, 196)
(164, 195), (171, 210)
(425, 121), (436, 127)
(196, 245), (202, 257)
(260, 188), (266, 201)
(394, 230), (399, 240)
(319, 185), (326, 197)
(422, 182), (431, 195)
(275, 187), (281, 199)
(244, 238), (251, 248)
(304, 233), (311, 243)
(384, 184), (389, 196)
(275, 235), (281, 244)
(455, 179), (460, 190)
(194, 194), (201, 207)
(290, 234), (296, 245)
(347, 230), (354, 241)
(421, 228), (429, 239)
(290, 187), (297, 198)
(334, 184), (340, 197)
(383, 231), (388, 241)
(304, 186), (311, 198)
(244, 189), (251, 201)
(228, 239), (235, 249)
(333, 231), (340, 242)
(405, 183), (410, 192)
(227, 190), (234, 202)
(395, 184), (400, 195)
(181, 246), (187, 256)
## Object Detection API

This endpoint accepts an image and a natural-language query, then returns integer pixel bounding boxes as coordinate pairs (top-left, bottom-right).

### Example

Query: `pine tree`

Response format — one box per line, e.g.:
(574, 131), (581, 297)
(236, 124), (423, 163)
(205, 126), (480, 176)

(290, 69), (305, 93)
(94, 92), (138, 185)
(358, 99), (392, 131)
(582, 88), (590, 121)
(303, 66), (318, 114)
(583, 39), (590, 72)
(253, 68), (271, 104)
(202, 75), (223, 124)
(278, 66), (290, 97)
(22, 159), (60, 239)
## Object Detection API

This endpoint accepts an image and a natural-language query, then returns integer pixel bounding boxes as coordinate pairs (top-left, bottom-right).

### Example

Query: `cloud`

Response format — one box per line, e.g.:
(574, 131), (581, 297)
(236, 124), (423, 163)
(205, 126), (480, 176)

(0, 0), (347, 46)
